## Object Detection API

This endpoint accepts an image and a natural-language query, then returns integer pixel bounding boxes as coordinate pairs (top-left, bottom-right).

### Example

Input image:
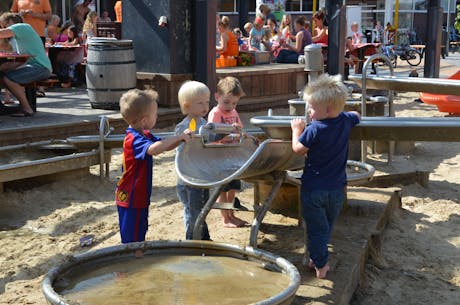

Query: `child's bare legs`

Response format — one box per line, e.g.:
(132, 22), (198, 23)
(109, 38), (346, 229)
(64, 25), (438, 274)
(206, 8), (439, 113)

(217, 191), (247, 227)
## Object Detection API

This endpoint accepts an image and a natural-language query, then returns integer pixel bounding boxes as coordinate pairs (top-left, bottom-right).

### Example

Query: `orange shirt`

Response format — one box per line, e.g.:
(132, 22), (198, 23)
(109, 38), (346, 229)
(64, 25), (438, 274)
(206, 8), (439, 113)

(11, 0), (51, 37)
(223, 30), (239, 57)
(114, 1), (122, 22)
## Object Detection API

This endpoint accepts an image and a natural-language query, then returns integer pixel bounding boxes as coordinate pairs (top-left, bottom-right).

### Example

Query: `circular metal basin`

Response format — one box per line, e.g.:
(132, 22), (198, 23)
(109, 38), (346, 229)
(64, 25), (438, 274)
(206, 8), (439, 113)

(42, 241), (300, 305)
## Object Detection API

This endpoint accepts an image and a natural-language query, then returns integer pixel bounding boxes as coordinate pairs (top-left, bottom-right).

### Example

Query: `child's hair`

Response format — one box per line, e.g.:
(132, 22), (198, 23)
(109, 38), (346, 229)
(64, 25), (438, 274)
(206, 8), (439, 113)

(233, 27), (242, 36)
(243, 22), (253, 34)
(66, 25), (80, 42)
(216, 76), (245, 97)
(303, 74), (347, 113)
(60, 21), (72, 32)
(178, 81), (210, 114)
(119, 89), (159, 124)
(351, 21), (359, 28)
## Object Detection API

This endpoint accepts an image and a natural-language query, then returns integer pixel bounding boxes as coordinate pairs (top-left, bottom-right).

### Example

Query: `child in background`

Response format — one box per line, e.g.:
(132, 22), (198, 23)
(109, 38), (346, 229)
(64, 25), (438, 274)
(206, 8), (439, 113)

(176, 81), (213, 240)
(351, 21), (363, 44)
(116, 89), (192, 256)
(290, 74), (360, 279)
(249, 17), (266, 51)
(54, 22), (71, 43)
(208, 76), (248, 228)
(233, 27), (244, 47)
(55, 25), (83, 87)
(243, 22), (253, 39)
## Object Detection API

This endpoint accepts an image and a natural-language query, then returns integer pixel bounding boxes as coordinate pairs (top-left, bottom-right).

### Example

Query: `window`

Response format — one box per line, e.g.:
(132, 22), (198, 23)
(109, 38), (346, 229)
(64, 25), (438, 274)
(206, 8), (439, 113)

(218, 0), (256, 13)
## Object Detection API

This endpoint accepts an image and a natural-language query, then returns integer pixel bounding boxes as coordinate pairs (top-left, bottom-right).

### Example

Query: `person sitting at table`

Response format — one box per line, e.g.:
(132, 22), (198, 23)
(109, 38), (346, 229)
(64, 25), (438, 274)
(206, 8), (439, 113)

(0, 36), (14, 105)
(54, 22), (71, 43)
(216, 16), (238, 58)
(46, 14), (61, 44)
(100, 10), (111, 23)
(345, 37), (359, 74)
(82, 11), (98, 44)
(312, 11), (328, 45)
(0, 12), (51, 117)
(280, 14), (293, 43)
(275, 17), (312, 64)
(55, 25), (84, 88)
(351, 22), (363, 44)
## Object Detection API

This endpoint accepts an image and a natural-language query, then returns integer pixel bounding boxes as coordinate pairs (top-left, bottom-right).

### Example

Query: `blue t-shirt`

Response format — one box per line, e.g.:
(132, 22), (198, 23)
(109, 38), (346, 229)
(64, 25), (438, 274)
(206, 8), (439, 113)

(298, 112), (360, 190)
(116, 128), (161, 209)
(250, 27), (265, 50)
(9, 23), (52, 71)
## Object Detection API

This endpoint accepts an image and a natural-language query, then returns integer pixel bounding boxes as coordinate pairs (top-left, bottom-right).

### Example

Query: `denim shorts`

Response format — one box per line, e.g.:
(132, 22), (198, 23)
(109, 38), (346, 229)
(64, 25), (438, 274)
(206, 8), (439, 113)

(4, 64), (51, 84)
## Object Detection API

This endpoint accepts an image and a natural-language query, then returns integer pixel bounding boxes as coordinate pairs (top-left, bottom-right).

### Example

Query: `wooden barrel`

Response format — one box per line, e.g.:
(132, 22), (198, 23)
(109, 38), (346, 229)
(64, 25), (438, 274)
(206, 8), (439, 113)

(86, 39), (136, 110)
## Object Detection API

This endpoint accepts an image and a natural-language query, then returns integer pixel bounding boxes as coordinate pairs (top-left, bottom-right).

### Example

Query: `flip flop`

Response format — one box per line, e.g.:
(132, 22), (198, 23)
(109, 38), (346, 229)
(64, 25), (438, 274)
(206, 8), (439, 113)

(36, 90), (46, 97)
(11, 110), (34, 117)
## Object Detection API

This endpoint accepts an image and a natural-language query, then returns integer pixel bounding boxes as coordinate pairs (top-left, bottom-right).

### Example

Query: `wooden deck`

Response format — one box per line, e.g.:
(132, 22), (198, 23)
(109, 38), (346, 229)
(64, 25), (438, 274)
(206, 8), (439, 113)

(216, 63), (307, 111)
(138, 63), (307, 110)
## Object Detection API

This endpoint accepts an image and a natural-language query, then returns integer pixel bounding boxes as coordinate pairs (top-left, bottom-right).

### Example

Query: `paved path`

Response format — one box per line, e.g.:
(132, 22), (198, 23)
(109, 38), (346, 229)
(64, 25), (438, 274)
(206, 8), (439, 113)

(0, 54), (459, 145)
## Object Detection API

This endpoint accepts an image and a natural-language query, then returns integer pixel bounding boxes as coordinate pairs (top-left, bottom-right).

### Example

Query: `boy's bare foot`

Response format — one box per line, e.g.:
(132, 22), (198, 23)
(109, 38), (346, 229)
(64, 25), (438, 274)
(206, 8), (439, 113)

(135, 249), (143, 258)
(223, 219), (240, 228)
(308, 259), (315, 270)
(229, 213), (248, 227)
(315, 264), (330, 279)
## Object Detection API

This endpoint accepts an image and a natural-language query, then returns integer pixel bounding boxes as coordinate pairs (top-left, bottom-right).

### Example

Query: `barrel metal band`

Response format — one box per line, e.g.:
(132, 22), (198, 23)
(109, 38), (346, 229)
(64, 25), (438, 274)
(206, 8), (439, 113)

(86, 60), (136, 65)
(87, 46), (133, 51)
(87, 87), (136, 92)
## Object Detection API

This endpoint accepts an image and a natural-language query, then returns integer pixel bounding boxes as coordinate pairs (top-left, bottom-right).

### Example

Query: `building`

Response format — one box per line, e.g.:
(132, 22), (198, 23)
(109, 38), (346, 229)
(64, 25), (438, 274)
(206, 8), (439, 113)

(0, 1), (456, 44)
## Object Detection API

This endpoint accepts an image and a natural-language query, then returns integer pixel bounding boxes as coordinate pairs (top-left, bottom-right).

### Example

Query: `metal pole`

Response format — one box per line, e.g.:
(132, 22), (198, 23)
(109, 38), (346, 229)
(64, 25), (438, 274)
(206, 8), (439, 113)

(192, 0), (217, 100)
(446, 0), (452, 53)
(360, 53), (394, 163)
(325, 0), (345, 76)
(424, 0), (442, 78)
(237, 0), (249, 36)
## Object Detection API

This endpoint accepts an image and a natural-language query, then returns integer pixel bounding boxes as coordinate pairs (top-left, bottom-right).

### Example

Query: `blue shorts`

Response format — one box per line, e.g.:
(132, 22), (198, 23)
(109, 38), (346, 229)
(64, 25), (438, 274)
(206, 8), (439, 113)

(117, 206), (149, 243)
(3, 64), (51, 84)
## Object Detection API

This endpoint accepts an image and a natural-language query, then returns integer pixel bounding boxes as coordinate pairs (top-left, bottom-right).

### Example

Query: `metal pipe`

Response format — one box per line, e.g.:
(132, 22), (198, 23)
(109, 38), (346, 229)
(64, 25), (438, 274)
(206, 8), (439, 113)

(98, 115), (108, 179)
(360, 53), (394, 163)
(249, 171), (286, 247)
(192, 184), (225, 241)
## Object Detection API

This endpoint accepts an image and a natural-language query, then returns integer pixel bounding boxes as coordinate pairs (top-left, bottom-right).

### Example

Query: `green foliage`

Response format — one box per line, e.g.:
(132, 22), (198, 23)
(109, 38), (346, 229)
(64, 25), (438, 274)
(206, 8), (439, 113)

(456, 4), (460, 33)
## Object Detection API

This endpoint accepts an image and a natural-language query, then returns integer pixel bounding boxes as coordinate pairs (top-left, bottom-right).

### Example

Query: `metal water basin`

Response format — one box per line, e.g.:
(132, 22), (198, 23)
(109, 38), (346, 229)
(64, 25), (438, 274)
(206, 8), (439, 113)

(42, 241), (300, 305)
(176, 137), (304, 188)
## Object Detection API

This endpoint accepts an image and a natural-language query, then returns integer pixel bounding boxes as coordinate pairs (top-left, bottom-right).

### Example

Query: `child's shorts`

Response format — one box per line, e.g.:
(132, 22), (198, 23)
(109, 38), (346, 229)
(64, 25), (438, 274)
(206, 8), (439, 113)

(223, 179), (241, 192)
(117, 206), (149, 243)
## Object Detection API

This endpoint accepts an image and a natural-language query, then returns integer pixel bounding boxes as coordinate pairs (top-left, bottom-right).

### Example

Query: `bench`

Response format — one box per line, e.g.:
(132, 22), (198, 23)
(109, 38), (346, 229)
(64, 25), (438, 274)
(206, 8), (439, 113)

(24, 77), (60, 112)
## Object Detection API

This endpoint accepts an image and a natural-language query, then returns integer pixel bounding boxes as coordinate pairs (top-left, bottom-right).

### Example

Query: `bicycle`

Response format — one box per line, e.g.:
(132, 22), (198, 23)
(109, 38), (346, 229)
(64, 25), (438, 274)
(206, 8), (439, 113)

(381, 44), (423, 67)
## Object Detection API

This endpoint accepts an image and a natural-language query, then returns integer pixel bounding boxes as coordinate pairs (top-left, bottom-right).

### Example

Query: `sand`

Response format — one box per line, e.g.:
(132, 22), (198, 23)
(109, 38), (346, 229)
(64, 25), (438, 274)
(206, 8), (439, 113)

(1, 94), (459, 304)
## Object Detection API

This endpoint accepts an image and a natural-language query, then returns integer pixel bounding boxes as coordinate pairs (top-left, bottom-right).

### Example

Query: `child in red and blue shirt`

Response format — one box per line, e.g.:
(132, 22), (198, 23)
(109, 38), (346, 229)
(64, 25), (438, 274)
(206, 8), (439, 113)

(116, 89), (192, 256)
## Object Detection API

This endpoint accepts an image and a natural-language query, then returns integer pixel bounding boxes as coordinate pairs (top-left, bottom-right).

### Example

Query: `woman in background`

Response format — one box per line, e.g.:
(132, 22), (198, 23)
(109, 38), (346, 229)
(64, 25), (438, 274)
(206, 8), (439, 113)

(82, 11), (98, 44)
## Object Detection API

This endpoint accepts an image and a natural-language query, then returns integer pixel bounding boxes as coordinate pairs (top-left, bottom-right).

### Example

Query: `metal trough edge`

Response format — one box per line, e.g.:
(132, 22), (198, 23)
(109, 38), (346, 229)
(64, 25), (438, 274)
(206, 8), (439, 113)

(0, 150), (111, 183)
(349, 74), (460, 95)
